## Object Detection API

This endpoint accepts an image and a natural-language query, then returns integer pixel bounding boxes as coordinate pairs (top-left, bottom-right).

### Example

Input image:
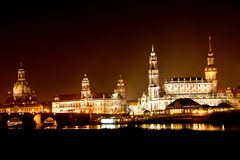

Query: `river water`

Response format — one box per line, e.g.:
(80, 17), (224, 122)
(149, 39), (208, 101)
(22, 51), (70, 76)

(41, 123), (240, 131)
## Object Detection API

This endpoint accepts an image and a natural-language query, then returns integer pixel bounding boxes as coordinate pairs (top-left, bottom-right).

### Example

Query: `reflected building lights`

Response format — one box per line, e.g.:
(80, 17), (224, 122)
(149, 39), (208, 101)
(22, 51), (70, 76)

(42, 123), (228, 131)
(141, 123), (225, 131)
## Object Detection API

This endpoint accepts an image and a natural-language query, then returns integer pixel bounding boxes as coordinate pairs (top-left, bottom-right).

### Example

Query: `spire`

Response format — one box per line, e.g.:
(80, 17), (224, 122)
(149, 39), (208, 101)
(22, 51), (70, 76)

(117, 74), (124, 87)
(209, 34), (212, 52)
(82, 73), (89, 83)
(206, 34), (215, 66)
(151, 43), (154, 52)
(205, 34), (218, 94)
(150, 43), (156, 56)
(19, 62), (23, 69)
(116, 74), (126, 98)
(17, 63), (26, 81)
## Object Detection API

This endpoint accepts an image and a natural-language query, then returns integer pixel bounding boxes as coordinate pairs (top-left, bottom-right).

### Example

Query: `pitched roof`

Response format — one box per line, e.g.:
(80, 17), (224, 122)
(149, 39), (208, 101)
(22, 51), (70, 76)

(167, 98), (200, 108)
(217, 103), (234, 108)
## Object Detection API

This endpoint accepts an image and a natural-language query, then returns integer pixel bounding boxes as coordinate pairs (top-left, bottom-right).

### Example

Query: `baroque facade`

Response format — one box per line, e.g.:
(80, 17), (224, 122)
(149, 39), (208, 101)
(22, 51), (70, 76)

(0, 63), (46, 113)
(6, 63), (37, 104)
(139, 36), (227, 112)
(52, 74), (127, 114)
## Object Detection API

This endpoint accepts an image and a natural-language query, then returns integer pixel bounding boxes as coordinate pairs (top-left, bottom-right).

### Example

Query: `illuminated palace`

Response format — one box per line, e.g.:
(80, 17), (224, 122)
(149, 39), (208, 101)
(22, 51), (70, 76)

(52, 74), (127, 114)
(0, 63), (45, 113)
(139, 36), (227, 112)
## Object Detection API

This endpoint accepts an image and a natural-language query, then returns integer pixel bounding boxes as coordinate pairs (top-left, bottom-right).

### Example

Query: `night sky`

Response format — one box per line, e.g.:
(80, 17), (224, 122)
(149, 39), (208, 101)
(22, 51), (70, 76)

(0, 0), (240, 103)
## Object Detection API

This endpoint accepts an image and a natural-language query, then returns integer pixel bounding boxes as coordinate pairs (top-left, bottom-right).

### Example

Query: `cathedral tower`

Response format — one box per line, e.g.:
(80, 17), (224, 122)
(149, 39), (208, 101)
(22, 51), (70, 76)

(17, 62), (26, 81)
(148, 44), (160, 100)
(81, 74), (91, 98)
(116, 74), (126, 98)
(204, 35), (218, 93)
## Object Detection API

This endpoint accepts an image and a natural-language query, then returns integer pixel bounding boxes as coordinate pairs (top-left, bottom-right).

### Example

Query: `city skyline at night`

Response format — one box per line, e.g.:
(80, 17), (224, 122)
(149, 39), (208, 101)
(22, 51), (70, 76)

(0, 1), (240, 103)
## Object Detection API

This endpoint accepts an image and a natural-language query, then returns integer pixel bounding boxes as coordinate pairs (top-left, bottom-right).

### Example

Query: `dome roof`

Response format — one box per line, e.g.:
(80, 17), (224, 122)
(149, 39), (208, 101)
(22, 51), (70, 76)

(13, 81), (31, 95)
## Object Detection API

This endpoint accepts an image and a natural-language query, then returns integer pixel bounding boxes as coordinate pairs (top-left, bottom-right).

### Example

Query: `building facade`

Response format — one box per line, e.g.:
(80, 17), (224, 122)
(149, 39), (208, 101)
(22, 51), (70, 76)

(0, 63), (47, 113)
(165, 98), (233, 115)
(139, 36), (227, 112)
(52, 74), (128, 114)
(165, 98), (201, 114)
(163, 77), (226, 107)
(6, 63), (37, 104)
(225, 87), (240, 107)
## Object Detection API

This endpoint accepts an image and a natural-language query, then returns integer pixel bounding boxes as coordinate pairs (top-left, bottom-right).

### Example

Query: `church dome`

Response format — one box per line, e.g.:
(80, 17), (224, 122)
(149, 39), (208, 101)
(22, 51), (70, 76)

(12, 63), (32, 97)
(13, 81), (31, 96)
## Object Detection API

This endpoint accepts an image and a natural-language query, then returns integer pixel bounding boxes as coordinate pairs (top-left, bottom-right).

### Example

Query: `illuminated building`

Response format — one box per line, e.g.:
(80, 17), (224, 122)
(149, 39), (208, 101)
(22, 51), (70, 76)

(81, 74), (91, 99)
(0, 63), (47, 113)
(139, 44), (172, 111)
(139, 44), (173, 111)
(8, 63), (37, 104)
(165, 98), (201, 114)
(205, 35), (218, 93)
(128, 100), (143, 115)
(163, 76), (225, 107)
(116, 74), (126, 99)
(165, 98), (234, 115)
(163, 35), (225, 106)
(225, 87), (240, 107)
(52, 74), (127, 114)
(139, 36), (227, 113)
(6, 63), (37, 104)
(0, 104), (44, 113)
(147, 44), (161, 110)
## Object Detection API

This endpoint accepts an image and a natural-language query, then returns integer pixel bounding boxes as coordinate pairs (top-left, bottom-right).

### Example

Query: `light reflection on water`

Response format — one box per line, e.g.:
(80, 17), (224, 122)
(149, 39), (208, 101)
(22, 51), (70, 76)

(62, 124), (128, 130)
(10, 123), (240, 131)
(141, 123), (225, 131)
(58, 123), (225, 131)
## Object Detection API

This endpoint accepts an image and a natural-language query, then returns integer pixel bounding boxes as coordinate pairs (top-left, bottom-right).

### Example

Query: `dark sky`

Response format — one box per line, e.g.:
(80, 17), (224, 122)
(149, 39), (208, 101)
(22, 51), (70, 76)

(0, 0), (240, 102)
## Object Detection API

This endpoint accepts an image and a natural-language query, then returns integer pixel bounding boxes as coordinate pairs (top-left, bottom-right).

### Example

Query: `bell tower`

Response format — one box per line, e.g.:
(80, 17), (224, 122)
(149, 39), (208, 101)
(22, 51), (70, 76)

(204, 35), (218, 93)
(148, 44), (160, 100)
(116, 74), (126, 98)
(81, 74), (91, 98)
(18, 62), (26, 81)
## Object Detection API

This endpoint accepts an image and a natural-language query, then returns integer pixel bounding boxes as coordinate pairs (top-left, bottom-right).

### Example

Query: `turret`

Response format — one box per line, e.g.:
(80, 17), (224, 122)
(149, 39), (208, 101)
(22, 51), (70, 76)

(204, 35), (218, 93)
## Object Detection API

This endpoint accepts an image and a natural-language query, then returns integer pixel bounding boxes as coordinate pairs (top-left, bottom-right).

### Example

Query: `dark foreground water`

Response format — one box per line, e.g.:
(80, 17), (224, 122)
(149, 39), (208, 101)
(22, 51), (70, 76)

(2, 126), (240, 145)
(1, 127), (240, 158)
